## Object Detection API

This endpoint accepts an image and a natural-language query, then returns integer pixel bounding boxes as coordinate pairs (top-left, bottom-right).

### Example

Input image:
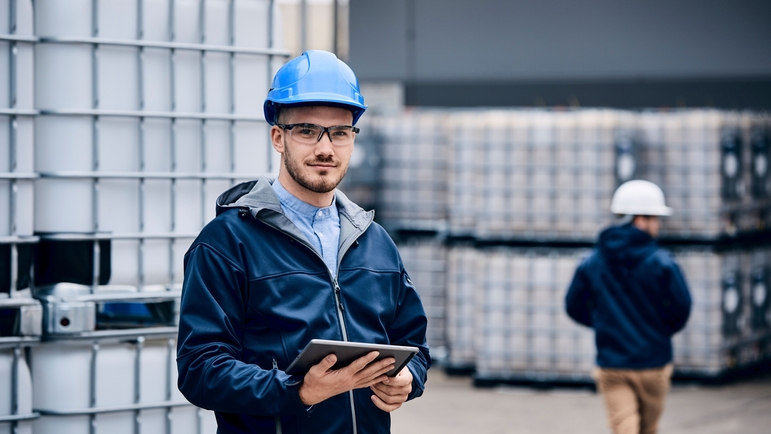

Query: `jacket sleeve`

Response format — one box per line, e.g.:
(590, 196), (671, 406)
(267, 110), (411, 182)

(659, 260), (692, 335)
(565, 262), (594, 328)
(176, 243), (309, 418)
(389, 269), (431, 401)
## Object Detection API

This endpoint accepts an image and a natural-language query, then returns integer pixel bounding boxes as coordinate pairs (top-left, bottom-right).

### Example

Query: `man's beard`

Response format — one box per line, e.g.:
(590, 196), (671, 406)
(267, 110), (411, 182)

(283, 139), (348, 194)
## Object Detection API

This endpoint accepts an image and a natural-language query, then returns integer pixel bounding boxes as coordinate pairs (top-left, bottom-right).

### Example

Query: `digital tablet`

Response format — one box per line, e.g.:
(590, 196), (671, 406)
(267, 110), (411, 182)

(285, 339), (419, 377)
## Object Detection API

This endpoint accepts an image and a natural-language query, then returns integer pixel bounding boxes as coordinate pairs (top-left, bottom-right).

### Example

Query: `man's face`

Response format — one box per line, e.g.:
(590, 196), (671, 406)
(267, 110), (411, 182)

(634, 215), (661, 238)
(272, 106), (355, 197)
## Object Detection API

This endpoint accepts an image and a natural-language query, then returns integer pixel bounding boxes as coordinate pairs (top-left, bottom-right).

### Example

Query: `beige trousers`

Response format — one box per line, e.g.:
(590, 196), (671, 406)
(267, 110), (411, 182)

(593, 364), (673, 434)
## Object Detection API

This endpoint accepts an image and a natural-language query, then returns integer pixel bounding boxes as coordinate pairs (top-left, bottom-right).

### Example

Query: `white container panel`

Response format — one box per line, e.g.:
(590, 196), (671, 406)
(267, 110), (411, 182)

(0, 42), (33, 109)
(32, 345), (91, 410)
(32, 417), (89, 434)
(233, 54), (270, 115)
(144, 180), (173, 232)
(110, 239), (140, 285)
(0, 349), (33, 434)
(35, 0), (91, 35)
(175, 179), (204, 233)
(97, 46), (140, 110)
(173, 51), (203, 112)
(203, 52), (231, 114)
(139, 409), (166, 434)
(203, 120), (232, 172)
(98, 180), (140, 232)
(233, 0), (271, 48)
(35, 116), (93, 172)
(35, 179), (94, 233)
(14, 180), (34, 236)
(143, 119), (173, 171)
(98, 117), (140, 171)
(142, 48), (173, 112)
(95, 413), (133, 434)
(174, 119), (202, 172)
(204, 0), (231, 45)
(35, 44), (92, 109)
(0, 177), (33, 236)
(173, 0), (202, 43)
(233, 122), (269, 175)
(97, 0), (139, 39)
(96, 344), (135, 406)
(143, 239), (173, 285)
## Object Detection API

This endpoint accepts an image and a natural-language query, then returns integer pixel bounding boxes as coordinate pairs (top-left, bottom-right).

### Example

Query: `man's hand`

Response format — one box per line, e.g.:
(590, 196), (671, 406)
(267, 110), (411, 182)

(298, 351), (395, 406)
(370, 366), (413, 412)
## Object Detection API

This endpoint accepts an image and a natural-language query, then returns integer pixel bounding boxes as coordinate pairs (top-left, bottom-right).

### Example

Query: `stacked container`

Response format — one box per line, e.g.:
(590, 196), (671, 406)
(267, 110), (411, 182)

(355, 107), (771, 384)
(0, 1), (289, 432)
(1, 2), (40, 433)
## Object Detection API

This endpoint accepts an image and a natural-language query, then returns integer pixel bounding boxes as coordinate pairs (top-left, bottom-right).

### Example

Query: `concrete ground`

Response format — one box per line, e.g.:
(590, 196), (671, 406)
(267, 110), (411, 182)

(391, 370), (771, 434)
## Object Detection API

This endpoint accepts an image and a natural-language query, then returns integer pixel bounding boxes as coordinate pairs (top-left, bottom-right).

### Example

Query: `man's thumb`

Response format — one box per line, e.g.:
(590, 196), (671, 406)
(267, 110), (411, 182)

(321, 354), (337, 369)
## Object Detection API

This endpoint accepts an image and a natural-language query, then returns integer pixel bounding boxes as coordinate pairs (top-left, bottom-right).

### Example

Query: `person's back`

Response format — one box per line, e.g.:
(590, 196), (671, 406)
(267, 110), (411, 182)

(565, 180), (691, 434)
(567, 223), (691, 369)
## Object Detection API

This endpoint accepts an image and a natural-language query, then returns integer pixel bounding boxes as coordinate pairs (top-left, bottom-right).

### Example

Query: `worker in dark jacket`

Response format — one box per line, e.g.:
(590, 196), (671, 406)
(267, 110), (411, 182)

(566, 180), (691, 434)
(176, 50), (430, 434)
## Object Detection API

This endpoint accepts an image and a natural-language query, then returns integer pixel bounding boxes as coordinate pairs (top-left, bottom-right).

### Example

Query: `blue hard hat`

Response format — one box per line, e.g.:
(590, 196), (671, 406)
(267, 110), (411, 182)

(264, 50), (367, 125)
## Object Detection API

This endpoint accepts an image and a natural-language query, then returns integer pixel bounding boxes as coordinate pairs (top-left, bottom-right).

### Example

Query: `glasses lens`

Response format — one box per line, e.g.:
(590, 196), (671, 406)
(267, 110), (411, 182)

(288, 124), (356, 145)
(290, 124), (323, 144)
(329, 126), (355, 144)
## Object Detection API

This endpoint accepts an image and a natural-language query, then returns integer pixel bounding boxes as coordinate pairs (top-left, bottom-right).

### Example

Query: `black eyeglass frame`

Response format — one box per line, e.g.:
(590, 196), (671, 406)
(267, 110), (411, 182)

(276, 123), (361, 144)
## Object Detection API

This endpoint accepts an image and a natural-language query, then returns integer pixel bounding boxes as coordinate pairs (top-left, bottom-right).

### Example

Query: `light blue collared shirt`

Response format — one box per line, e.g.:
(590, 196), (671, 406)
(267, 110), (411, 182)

(272, 179), (341, 278)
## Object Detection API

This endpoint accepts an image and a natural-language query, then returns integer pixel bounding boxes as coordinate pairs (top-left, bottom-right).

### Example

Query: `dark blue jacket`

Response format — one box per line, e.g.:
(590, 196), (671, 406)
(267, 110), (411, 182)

(565, 224), (691, 369)
(177, 177), (430, 434)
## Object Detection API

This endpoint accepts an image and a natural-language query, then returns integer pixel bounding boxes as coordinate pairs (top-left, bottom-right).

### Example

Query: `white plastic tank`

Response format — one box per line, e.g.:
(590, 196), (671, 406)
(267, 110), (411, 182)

(32, 336), (216, 434)
(34, 0), (282, 288)
(0, 0), (35, 240)
(0, 347), (34, 434)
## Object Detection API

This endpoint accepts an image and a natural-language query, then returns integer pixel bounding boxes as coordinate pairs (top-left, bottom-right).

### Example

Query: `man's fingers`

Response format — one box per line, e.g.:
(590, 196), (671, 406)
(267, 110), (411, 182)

(312, 354), (337, 373)
(370, 393), (403, 413)
(346, 351), (381, 372)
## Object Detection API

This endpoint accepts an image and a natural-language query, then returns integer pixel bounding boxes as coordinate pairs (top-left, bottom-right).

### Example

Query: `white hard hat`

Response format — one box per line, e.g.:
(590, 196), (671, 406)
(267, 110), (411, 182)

(610, 180), (673, 216)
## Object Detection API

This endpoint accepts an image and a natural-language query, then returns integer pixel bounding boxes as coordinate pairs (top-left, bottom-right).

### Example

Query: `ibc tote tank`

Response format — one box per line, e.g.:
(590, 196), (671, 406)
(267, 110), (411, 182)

(0, 1), (38, 431)
(30, 1), (288, 433)
(34, 0), (280, 289)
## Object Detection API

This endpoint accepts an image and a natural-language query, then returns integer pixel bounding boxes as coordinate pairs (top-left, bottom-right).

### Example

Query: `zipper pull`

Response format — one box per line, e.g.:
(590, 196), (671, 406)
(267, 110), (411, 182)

(272, 358), (278, 370)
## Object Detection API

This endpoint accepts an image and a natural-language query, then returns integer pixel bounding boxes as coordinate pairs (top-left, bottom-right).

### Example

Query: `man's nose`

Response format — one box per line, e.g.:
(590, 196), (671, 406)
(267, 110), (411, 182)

(315, 131), (334, 153)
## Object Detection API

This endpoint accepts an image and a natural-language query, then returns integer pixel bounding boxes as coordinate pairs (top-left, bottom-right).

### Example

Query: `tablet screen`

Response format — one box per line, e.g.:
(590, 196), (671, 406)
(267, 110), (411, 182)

(285, 339), (419, 377)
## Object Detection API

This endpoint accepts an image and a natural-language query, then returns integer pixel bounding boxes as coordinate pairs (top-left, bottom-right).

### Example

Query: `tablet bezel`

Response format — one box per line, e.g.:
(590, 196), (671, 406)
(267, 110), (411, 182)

(285, 339), (419, 377)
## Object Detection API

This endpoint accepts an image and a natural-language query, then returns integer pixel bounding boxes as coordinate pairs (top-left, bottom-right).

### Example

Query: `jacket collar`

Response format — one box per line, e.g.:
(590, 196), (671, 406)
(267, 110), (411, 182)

(216, 176), (374, 245)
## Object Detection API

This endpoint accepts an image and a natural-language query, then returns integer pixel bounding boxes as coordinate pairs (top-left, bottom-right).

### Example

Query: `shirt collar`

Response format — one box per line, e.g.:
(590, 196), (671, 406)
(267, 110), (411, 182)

(272, 179), (337, 220)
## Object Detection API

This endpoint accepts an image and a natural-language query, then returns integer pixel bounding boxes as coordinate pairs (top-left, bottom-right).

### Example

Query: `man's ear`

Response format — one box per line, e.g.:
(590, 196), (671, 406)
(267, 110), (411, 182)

(271, 126), (284, 153)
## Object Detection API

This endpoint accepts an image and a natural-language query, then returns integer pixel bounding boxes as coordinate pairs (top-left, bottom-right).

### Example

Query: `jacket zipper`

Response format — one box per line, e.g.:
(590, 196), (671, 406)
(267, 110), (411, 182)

(260, 216), (371, 434)
(273, 358), (283, 434)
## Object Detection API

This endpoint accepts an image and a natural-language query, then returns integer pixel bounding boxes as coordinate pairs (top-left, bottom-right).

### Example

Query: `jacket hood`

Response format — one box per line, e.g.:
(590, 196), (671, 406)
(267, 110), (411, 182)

(215, 176), (374, 231)
(597, 224), (658, 268)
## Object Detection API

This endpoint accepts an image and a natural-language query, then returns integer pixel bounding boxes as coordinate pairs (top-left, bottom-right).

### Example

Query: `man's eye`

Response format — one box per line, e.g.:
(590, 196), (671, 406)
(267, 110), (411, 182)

(332, 129), (351, 137)
(297, 128), (316, 136)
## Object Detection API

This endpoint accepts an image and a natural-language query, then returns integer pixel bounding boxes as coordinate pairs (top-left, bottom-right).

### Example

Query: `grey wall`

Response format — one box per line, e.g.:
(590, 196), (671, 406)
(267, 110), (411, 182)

(349, 0), (771, 108)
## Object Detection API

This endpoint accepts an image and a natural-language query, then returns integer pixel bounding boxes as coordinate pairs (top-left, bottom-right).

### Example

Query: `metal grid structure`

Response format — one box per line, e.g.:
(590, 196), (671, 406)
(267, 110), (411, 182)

(471, 248), (595, 382)
(0, 1), (290, 433)
(352, 107), (771, 384)
(636, 110), (771, 238)
(31, 333), (212, 434)
(34, 0), (283, 291)
(443, 245), (771, 382)
(395, 238), (447, 356)
(463, 110), (619, 240)
(373, 111), (448, 226)
(1, 2), (40, 433)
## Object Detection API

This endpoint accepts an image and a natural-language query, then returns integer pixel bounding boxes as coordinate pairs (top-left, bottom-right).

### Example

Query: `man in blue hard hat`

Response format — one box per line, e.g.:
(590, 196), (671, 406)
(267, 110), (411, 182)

(176, 50), (430, 433)
(565, 180), (692, 434)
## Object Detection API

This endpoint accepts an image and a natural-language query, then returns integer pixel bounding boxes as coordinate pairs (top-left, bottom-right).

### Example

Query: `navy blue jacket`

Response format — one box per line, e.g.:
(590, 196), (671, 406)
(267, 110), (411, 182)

(177, 178), (430, 434)
(565, 224), (691, 369)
